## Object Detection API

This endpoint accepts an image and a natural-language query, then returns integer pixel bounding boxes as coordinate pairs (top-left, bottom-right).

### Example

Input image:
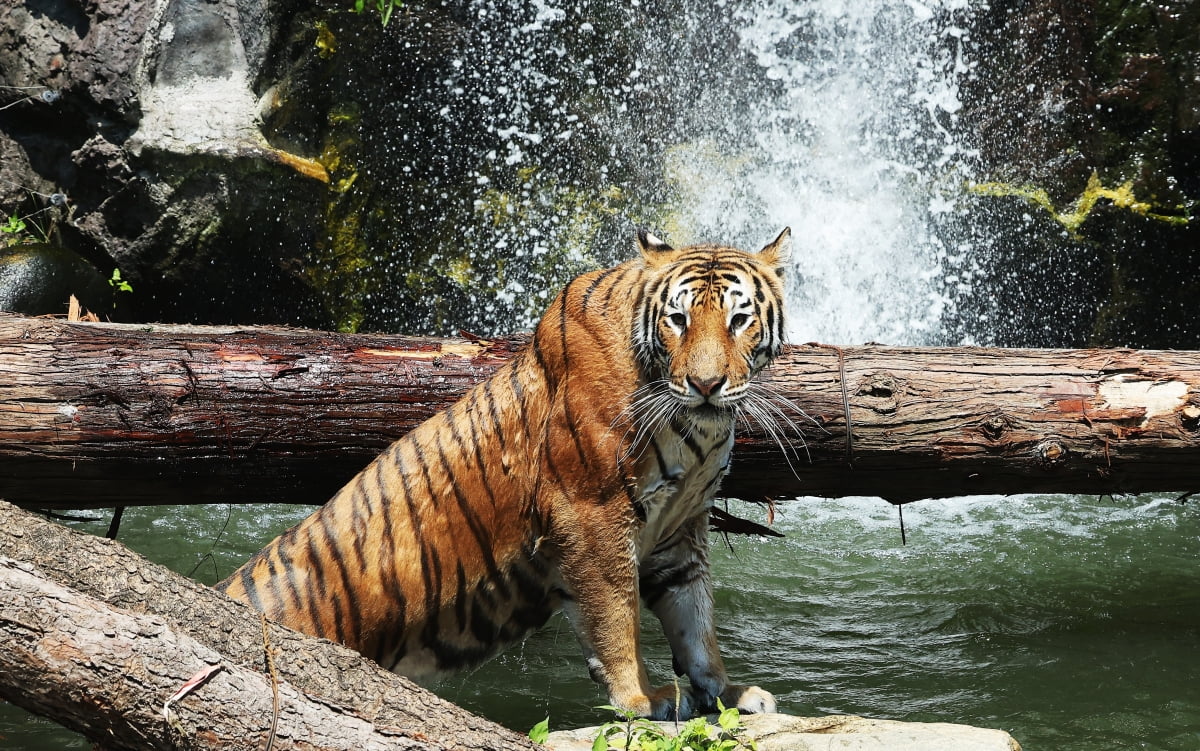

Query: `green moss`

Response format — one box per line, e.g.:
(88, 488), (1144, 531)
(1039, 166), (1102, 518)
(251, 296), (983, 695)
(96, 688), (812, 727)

(969, 172), (1190, 235)
(444, 255), (474, 288)
(307, 102), (371, 332)
(314, 20), (337, 59)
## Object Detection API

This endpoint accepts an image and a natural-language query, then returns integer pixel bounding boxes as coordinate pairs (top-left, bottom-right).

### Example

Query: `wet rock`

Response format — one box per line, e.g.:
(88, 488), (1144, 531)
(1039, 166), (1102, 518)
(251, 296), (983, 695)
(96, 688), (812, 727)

(544, 713), (1022, 751)
(1179, 51), (1200, 132)
(1097, 53), (1168, 112)
(64, 0), (154, 121)
(128, 0), (267, 155)
(960, 1), (1097, 197)
(0, 243), (112, 316)
(0, 0), (680, 334)
(0, 133), (57, 211)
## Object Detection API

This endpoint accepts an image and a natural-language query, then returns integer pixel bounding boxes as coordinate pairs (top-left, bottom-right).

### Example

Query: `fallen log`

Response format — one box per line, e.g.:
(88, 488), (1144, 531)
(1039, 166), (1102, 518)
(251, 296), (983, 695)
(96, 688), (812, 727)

(1, 560), (438, 751)
(0, 500), (539, 751)
(2, 312), (1199, 507)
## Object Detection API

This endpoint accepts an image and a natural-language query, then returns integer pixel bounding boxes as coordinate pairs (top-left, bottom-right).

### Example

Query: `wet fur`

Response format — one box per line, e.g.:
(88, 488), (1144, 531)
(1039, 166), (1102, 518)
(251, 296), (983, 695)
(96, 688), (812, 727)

(217, 229), (791, 719)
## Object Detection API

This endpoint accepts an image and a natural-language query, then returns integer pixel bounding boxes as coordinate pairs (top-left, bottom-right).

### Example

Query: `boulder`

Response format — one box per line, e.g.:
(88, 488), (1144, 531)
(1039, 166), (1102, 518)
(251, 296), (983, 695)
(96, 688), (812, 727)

(544, 713), (1021, 751)
(0, 243), (113, 316)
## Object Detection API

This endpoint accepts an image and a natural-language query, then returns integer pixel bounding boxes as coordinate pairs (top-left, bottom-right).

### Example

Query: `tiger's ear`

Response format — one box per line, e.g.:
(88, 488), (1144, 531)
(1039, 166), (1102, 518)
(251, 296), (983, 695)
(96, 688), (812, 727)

(636, 228), (674, 258)
(758, 227), (792, 271)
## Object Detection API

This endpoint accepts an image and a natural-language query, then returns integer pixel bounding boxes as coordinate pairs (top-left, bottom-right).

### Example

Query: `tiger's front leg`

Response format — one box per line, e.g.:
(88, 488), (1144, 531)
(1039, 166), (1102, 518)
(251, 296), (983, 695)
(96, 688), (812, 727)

(555, 506), (693, 720)
(641, 516), (776, 715)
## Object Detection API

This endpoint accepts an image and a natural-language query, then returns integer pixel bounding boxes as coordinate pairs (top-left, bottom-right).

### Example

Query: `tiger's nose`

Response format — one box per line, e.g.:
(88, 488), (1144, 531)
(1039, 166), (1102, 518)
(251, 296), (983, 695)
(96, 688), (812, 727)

(687, 375), (727, 398)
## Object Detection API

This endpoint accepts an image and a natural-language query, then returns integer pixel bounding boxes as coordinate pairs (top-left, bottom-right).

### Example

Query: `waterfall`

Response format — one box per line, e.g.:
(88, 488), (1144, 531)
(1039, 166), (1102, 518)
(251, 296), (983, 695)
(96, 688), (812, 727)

(449, 0), (982, 344)
(688, 0), (980, 345)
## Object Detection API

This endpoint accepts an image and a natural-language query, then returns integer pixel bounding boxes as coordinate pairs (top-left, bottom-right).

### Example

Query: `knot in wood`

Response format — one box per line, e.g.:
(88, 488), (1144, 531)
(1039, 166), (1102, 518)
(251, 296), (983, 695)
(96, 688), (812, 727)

(856, 373), (899, 414)
(1034, 438), (1068, 468)
(1181, 405), (1200, 431)
(981, 415), (1008, 441)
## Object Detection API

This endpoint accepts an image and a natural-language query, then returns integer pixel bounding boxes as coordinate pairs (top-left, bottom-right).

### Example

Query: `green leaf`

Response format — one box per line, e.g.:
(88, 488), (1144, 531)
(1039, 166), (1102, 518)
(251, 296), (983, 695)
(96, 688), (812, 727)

(529, 716), (550, 744)
(677, 718), (705, 740)
(2, 214), (25, 234)
(109, 268), (133, 293)
(660, 733), (680, 750)
(596, 704), (637, 720)
(377, 0), (395, 26)
(717, 705), (741, 733)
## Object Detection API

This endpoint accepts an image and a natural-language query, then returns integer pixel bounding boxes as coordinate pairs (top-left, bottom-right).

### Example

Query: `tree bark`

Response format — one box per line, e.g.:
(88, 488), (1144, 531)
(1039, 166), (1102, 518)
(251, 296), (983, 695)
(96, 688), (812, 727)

(2, 559), (434, 751)
(3, 312), (1200, 507)
(0, 500), (539, 751)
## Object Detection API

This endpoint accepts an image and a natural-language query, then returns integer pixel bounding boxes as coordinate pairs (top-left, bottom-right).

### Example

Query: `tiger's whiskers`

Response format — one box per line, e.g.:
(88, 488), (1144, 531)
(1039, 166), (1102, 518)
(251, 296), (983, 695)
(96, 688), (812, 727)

(735, 383), (818, 482)
(613, 379), (680, 464)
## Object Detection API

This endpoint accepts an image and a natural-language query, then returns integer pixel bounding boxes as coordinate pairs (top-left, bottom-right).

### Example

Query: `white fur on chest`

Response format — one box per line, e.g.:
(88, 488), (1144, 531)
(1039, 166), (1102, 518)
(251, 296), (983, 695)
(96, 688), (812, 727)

(634, 423), (734, 559)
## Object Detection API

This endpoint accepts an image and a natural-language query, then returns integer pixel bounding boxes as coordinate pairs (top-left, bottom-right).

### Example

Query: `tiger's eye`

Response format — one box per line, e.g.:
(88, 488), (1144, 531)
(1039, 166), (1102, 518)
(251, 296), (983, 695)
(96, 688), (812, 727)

(730, 313), (751, 331)
(668, 312), (687, 329)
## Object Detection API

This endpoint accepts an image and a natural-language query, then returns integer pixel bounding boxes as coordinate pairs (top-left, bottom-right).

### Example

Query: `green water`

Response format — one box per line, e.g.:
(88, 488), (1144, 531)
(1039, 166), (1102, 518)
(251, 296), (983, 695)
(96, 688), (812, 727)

(3, 494), (1198, 749)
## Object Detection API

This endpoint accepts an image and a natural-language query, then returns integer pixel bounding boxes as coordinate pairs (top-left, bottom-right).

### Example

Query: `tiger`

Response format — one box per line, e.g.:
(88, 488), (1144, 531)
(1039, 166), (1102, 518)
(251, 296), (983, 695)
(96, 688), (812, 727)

(217, 227), (792, 720)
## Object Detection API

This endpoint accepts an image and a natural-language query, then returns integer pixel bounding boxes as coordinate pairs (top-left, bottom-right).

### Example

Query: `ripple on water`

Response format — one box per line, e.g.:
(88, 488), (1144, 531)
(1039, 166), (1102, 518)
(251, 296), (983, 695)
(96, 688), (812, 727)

(707, 494), (1200, 750)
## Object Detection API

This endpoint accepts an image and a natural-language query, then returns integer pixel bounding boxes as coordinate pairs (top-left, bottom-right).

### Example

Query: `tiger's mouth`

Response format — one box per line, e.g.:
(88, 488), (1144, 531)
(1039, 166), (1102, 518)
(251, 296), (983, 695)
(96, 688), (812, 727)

(669, 382), (745, 413)
(688, 401), (736, 422)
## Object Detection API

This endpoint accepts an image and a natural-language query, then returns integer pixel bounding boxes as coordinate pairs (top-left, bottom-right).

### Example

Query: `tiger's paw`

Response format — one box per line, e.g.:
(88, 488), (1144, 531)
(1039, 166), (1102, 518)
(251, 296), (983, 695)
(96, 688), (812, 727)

(718, 684), (776, 715)
(617, 685), (695, 721)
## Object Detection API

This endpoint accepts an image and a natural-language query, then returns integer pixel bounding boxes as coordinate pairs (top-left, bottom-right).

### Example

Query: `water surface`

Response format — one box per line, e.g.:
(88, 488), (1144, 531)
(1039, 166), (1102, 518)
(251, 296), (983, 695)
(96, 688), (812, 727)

(3, 493), (1197, 750)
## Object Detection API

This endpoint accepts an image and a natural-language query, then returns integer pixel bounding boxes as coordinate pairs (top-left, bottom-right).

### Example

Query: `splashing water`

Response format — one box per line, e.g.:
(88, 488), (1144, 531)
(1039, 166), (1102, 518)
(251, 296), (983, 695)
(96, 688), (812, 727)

(447, 0), (981, 344)
(711, 0), (979, 345)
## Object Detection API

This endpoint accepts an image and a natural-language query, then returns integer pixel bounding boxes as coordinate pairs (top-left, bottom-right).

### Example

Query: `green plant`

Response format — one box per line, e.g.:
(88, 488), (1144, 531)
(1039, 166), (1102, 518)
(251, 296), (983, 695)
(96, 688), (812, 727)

(529, 716), (550, 744)
(1, 213), (28, 246)
(2, 213), (25, 235)
(351, 0), (401, 26)
(109, 268), (133, 294)
(1, 207), (54, 246)
(589, 701), (757, 751)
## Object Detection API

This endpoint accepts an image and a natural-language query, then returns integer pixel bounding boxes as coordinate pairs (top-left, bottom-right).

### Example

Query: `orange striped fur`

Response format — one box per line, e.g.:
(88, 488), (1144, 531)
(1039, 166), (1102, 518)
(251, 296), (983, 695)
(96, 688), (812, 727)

(218, 229), (791, 719)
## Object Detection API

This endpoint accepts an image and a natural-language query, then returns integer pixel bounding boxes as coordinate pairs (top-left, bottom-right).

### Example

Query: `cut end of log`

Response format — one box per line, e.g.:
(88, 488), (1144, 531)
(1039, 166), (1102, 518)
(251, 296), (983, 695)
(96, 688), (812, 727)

(1180, 405), (1200, 430)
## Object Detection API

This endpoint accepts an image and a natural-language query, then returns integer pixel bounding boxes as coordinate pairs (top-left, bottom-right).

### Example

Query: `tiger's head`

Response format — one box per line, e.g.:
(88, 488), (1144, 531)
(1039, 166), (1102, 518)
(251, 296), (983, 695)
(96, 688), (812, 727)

(633, 228), (791, 422)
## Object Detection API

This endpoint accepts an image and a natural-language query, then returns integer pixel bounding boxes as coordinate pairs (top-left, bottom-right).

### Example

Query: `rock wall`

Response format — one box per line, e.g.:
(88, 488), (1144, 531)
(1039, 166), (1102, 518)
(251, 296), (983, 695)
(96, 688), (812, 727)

(0, 0), (675, 332)
(0, 0), (331, 326)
